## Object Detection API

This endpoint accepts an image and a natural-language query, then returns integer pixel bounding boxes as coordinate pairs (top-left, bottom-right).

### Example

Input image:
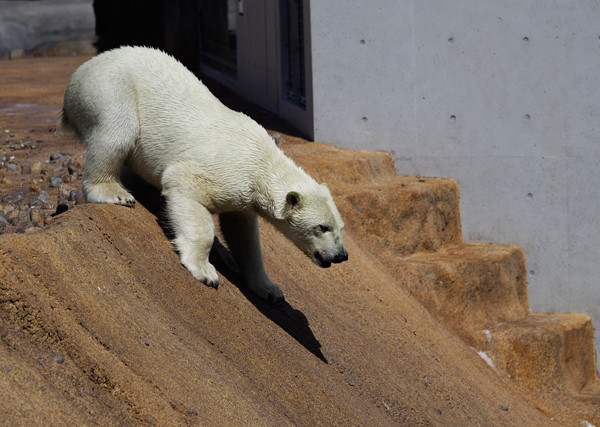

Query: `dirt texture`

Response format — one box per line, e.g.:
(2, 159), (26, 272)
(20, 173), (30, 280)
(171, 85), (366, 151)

(0, 55), (598, 426)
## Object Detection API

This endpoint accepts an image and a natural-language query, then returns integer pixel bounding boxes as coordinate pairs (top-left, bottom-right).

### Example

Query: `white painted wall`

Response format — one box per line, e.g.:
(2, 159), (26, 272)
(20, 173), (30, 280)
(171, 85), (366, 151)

(309, 1), (600, 362)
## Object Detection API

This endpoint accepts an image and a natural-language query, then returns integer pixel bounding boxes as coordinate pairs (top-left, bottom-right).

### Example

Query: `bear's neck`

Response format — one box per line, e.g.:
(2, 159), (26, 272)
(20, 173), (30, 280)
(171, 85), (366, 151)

(251, 149), (312, 220)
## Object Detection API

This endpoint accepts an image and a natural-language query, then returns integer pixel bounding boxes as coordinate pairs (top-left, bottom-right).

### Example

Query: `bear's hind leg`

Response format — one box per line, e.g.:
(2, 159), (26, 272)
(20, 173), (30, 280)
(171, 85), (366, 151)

(82, 129), (136, 207)
(167, 191), (219, 288)
(220, 212), (284, 303)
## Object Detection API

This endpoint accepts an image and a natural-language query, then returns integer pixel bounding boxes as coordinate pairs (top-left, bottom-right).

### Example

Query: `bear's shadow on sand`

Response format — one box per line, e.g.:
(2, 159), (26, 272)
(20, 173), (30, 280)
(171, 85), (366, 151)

(122, 170), (328, 363)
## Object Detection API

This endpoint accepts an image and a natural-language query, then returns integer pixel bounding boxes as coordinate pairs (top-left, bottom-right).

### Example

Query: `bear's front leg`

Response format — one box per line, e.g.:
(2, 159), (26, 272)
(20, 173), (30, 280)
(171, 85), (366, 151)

(166, 190), (219, 288)
(220, 212), (284, 303)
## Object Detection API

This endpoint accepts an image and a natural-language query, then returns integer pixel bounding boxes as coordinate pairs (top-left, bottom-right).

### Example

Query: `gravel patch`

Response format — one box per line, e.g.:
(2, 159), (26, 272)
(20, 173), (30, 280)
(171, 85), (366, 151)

(0, 127), (86, 233)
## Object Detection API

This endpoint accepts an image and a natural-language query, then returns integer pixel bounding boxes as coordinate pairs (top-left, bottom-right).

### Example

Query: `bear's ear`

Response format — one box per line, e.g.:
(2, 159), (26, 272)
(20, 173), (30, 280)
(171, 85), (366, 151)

(285, 191), (303, 211)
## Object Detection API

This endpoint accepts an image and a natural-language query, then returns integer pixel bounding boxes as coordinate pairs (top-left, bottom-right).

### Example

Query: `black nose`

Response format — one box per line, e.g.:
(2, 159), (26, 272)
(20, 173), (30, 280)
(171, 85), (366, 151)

(333, 251), (348, 263)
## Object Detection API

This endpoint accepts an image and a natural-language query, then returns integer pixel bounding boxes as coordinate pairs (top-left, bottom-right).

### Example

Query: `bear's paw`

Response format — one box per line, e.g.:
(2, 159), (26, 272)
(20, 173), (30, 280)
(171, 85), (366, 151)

(187, 263), (220, 289)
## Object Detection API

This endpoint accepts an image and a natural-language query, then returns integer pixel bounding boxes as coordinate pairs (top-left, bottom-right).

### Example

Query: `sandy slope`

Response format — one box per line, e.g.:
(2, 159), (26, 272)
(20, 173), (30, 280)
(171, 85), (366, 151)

(0, 200), (554, 425)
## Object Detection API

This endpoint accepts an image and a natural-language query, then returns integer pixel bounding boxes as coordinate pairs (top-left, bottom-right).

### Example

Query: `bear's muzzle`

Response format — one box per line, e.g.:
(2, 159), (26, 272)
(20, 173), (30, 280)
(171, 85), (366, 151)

(314, 250), (348, 268)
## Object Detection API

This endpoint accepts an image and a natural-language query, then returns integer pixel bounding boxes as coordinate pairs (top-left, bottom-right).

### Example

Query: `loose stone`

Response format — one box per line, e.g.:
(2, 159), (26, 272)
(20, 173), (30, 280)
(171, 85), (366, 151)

(49, 153), (63, 162)
(38, 190), (49, 202)
(49, 176), (63, 188)
(18, 209), (30, 223)
(31, 161), (42, 173)
(6, 210), (19, 224)
(58, 183), (72, 200)
(30, 208), (44, 225)
(21, 163), (31, 174)
(0, 214), (8, 229)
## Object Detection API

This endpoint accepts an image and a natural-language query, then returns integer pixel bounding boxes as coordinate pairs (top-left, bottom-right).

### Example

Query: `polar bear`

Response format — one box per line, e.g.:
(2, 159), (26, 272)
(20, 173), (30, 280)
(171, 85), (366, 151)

(60, 46), (347, 303)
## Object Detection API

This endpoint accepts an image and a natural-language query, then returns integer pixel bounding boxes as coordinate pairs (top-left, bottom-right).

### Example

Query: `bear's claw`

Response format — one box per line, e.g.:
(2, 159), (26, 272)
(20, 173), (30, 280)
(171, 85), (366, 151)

(267, 292), (285, 305)
(186, 263), (220, 289)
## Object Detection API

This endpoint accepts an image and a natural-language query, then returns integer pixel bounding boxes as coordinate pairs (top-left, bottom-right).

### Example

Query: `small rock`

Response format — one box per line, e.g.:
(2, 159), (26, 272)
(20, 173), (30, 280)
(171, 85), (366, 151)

(271, 133), (282, 144)
(30, 208), (43, 225)
(58, 183), (72, 200)
(38, 190), (49, 202)
(6, 163), (17, 172)
(21, 163), (31, 175)
(0, 214), (8, 230)
(499, 404), (509, 412)
(41, 210), (53, 225)
(49, 153), (63, 162)
(2, 194), (15, 203)
(31, 161), (42, 173)
(435, 408), (442, 415)
(59, 150), (70, 156)
(29, 184), (41, 192)
(69, 190), (83, 204)
(29, 199), (42, 208)
(15, 198), (27, 209)
(68, 159), (82, 174)
(6, 210), (19, 224)
(49, 176), (63, 188)
(18, 209), (30, 223)
(52, 353), (65, 364)
(75, 191), (85, 205)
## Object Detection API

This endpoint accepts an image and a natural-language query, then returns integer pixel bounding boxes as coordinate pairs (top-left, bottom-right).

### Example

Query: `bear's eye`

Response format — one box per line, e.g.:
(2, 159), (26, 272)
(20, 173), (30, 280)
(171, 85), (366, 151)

(319, 224), (332, 233)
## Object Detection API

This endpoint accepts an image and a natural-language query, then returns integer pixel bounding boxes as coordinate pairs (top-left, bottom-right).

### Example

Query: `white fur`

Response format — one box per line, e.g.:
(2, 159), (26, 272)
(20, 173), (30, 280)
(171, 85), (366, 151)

(61, 46), (347, 302)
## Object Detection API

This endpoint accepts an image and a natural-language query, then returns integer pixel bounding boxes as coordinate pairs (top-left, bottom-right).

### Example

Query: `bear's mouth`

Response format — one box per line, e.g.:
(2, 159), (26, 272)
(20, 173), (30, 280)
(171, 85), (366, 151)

(314, 252), (331, 268)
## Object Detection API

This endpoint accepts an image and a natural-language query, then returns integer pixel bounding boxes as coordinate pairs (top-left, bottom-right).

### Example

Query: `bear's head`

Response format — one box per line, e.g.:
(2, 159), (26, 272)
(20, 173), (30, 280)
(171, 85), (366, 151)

(276, 183), (348, 268)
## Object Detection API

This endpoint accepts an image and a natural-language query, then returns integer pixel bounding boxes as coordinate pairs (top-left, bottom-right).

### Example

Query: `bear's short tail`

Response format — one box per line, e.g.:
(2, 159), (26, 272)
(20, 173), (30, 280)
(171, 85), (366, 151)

(57, 108), (79, 137)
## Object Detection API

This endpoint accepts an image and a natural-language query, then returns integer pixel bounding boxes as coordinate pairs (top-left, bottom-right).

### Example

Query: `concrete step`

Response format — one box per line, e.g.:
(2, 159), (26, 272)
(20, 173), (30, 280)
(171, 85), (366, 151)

(283, 141), (397, 186)
(391, 243), (529, 348)
(335, 176), (462, 256)
(286, 140), (600, 403)
(484, 313), (598, 395)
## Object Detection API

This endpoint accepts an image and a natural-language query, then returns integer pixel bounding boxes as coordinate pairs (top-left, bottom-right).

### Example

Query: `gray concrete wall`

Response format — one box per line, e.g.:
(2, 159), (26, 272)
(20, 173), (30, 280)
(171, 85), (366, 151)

(310, 1), (600, 362)
(0, 0), (95, 56)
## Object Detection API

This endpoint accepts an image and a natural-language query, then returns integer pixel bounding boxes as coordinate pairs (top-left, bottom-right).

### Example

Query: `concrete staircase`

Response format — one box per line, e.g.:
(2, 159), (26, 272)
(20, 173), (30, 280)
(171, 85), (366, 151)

(284, 140), (599, 404)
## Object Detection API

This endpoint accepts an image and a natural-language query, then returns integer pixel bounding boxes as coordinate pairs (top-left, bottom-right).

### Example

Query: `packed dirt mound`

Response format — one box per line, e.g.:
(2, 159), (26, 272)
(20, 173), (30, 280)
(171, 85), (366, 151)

(1, 201), (550, 425)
